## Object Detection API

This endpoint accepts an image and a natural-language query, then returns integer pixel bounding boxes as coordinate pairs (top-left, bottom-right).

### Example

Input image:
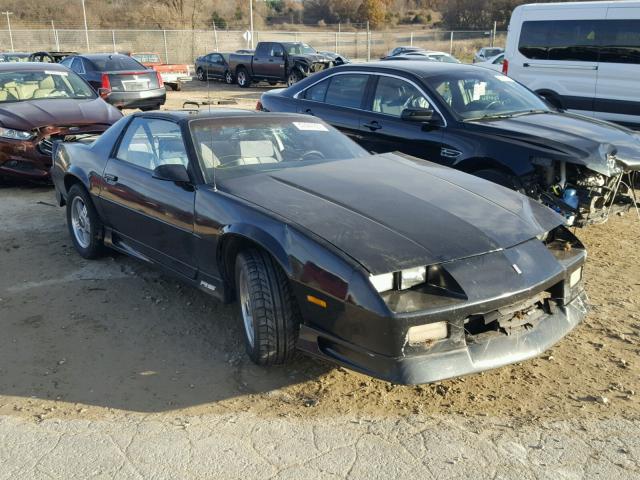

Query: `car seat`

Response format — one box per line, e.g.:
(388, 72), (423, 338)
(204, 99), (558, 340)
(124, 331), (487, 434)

(32, 77), (56, 99)
(238, 140), (280, 165)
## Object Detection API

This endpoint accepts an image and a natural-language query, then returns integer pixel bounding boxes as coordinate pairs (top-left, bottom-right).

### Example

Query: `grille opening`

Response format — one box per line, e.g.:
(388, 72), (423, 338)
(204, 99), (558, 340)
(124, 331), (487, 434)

(464, 288), (560, 343)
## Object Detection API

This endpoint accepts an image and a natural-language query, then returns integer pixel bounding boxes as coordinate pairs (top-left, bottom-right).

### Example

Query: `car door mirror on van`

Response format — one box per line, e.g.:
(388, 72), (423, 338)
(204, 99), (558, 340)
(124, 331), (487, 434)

(401, 108), (436, 123)
(152, 164), (191, 184)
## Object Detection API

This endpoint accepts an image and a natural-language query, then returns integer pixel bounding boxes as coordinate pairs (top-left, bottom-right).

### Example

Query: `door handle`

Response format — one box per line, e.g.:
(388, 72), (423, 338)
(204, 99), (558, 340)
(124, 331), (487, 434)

(363, 121), (382, 131)
(104, 173), (118, 185)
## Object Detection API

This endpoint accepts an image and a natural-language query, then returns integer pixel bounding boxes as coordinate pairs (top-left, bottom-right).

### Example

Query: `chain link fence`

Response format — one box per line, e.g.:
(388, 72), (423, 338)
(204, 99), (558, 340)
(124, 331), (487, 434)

(0, 28), (506, 63)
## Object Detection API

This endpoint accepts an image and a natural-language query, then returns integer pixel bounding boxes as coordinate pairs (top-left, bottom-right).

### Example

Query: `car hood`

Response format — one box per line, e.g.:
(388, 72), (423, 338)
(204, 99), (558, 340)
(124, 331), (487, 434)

(222, 153), (563, 274)
(290, 53), (333, 64)
(467, 111), (640, 174)
(0, 98), (122, 132)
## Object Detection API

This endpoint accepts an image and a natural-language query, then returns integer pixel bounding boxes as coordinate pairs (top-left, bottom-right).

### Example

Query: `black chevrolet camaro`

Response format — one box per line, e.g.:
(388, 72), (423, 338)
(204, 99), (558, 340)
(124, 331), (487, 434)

(51, 110), (588, 384)
(259, 61), (640, 226)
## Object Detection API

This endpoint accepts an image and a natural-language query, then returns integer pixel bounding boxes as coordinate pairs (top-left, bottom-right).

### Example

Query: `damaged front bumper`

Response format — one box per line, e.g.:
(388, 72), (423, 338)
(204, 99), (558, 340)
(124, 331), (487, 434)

(299, 290), (587, 384)
(296, 234), (588, 385)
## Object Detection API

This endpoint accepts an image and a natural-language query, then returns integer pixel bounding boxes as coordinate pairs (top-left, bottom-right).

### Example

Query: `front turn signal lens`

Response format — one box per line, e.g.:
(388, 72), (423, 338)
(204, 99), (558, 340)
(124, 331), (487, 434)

(569, 267), (582, 288)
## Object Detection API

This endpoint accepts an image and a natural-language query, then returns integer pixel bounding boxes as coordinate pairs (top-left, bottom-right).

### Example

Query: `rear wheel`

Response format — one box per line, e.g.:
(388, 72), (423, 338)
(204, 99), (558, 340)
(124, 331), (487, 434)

(286, 70), (302, 87)
(234, 249), (300, 365)
(66, 184), (104, 259)
(170, 82), (182, 91)
(236, 67), (251, 88)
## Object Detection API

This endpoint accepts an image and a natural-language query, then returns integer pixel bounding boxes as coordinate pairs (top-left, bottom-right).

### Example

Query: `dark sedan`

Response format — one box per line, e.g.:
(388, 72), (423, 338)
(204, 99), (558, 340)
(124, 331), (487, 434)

(195, 52), (233, 84)
(60, 54), (166, 110)
(0, 62), (122, 181)
(259, 61), (640, 226)
(51, 110), (587, 384)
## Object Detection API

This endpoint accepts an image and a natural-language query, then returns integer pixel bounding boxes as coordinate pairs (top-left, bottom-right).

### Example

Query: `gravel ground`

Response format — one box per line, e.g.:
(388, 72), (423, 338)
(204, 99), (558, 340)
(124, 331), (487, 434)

(0, 86), (639, 478)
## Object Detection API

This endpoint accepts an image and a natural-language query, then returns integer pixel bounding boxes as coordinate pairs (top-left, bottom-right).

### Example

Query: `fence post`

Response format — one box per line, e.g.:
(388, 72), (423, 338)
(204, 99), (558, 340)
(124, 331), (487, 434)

(410, 31), (413, 46)
(367, 22), (371, 62)
(449, 31), (454, 54)
(336, 22), (340, 54)
(491, 21), (497, 47)
(51, 20), (60, 51)
(111, 30), (116, 53)
(213, 21), (219, 52)
(163, 29), (169, 63)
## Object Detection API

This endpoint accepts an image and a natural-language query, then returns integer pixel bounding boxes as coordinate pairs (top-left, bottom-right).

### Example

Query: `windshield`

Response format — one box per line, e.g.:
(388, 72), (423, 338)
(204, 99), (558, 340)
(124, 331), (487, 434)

(89, 56), (146, 71)
(424, 70), (550, 120)
(285, 43), (317, 55)
(430, 54), (459, 63)
(0, 69), (96, 103)
(0, 54), (29, 63)
(190, 118), (369, 182)
(483, 48), (503, 58)
(132, 53), (161, 64)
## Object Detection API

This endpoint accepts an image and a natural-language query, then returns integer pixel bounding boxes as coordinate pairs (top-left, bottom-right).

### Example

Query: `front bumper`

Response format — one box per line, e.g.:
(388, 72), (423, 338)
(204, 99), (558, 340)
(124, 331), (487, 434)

(298, 290), (588, 384)
(104, 88), (167, 109)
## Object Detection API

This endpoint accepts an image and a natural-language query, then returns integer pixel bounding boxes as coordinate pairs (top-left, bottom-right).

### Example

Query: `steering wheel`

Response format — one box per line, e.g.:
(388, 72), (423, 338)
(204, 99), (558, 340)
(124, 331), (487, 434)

(301, 150), (325, 161)
(485, 100), (502, 110)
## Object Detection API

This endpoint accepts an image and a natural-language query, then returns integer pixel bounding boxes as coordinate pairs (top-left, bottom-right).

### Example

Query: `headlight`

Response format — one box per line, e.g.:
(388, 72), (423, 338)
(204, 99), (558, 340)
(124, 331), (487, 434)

(0, 127), (35, 141)
(369, 266), (427, 293)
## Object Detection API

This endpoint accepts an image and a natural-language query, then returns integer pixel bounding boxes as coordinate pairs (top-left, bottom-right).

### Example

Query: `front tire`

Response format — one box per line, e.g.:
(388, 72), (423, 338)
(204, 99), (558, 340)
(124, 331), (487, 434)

(196, 68), (206, 81)
(66, 184), (104, 259)
(235, 249), (300, 365)
(236, 67), (251, 88)
(224, 71), (234, 84)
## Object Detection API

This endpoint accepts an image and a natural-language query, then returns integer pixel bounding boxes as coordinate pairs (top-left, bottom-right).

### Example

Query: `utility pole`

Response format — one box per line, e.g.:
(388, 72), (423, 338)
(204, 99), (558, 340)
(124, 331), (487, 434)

(249, 0), (254, 49)
(51, 20), (60, 51)
(81, 0), (90, 52)
(2, 11), (14, 53)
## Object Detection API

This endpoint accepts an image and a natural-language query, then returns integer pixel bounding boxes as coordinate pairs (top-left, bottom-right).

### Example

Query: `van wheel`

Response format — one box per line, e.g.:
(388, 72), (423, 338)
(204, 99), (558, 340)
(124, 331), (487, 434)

(237, 67), (251, 88)
(287, 70), (302, 87)
(66, 184), (104, 259)
(474, 169), (520, 190)
(235, 249), (300, 365)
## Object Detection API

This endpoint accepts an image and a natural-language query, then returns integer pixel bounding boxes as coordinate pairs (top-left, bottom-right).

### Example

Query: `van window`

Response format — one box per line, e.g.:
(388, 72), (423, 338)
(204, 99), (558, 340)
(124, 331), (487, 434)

(519, 20), (600, 62)
(600, 20), (640, 64)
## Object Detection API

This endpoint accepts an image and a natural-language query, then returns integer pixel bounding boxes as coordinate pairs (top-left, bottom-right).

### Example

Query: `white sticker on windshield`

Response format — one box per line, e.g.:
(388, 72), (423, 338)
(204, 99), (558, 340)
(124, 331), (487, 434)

(495, 75), (514, 82)
(45, 70), (68, 76)
(293, 122), (328, 132)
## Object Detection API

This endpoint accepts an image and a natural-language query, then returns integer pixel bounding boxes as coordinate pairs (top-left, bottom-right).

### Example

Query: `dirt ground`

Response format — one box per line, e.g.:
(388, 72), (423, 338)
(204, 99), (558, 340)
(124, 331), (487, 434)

(0, 84), (639, 428)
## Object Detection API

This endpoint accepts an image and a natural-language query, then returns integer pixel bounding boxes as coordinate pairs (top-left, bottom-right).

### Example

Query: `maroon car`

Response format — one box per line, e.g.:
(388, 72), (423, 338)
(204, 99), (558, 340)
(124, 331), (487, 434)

(0, 62), (122, 181)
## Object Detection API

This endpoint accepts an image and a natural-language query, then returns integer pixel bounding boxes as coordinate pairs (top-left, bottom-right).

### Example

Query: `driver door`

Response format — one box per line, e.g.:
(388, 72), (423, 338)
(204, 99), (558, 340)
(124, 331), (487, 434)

(99, 117), (197, 278)
(357, 75), (444, 162)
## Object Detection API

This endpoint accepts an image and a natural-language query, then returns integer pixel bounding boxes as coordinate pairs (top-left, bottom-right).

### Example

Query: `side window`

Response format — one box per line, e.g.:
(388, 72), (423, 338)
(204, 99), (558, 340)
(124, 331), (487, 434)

(599, 20), (640, 64)
(70, 58), (85, 74)
(60, 57), (73, 68)
(211, 54), (222, 64)
(324, 74), (369, 109)
(256, 43), (271, 57)
(493, 54), (504, 65)
(303, 78), (329, 102)
(271, 44), (284, 57)
(116, 118), (189, 171)
(371, 76), (430, 117)
(518, 20), (599, 62)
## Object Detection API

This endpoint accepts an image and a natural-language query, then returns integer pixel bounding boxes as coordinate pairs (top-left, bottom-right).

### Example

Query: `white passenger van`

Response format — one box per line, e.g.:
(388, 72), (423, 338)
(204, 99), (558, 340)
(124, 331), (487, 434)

(504, 1), (640, 128)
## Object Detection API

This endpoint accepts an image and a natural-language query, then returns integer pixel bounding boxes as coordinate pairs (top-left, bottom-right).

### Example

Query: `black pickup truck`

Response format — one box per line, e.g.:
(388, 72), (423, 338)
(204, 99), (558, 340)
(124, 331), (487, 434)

(228, 42), (345, 88)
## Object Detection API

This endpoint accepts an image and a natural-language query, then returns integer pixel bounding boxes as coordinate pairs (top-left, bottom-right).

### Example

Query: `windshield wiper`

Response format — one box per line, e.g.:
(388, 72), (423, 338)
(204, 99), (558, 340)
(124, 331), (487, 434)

(467, 109), (549, 121)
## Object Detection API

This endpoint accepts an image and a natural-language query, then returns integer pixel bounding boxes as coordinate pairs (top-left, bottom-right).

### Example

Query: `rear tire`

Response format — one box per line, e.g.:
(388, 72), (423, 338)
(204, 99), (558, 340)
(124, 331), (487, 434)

(171, 82), (182, 91)
(234, 249), (300, 365)
(66, 184), (104, 259)
(236, 67), (251, 88)
(286, 70), (302, 87)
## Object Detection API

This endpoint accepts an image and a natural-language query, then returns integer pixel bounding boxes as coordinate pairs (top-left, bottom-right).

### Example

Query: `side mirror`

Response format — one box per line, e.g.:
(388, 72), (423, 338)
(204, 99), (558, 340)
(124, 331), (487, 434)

(153, 164), (191, 183)
(401, 108), (436, 123)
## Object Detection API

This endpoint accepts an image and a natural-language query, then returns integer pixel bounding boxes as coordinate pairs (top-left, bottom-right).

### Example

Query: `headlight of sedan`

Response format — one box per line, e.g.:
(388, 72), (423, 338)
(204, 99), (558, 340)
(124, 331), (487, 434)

(369, 266), (427, 293)
(0, 127), (35, 141)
